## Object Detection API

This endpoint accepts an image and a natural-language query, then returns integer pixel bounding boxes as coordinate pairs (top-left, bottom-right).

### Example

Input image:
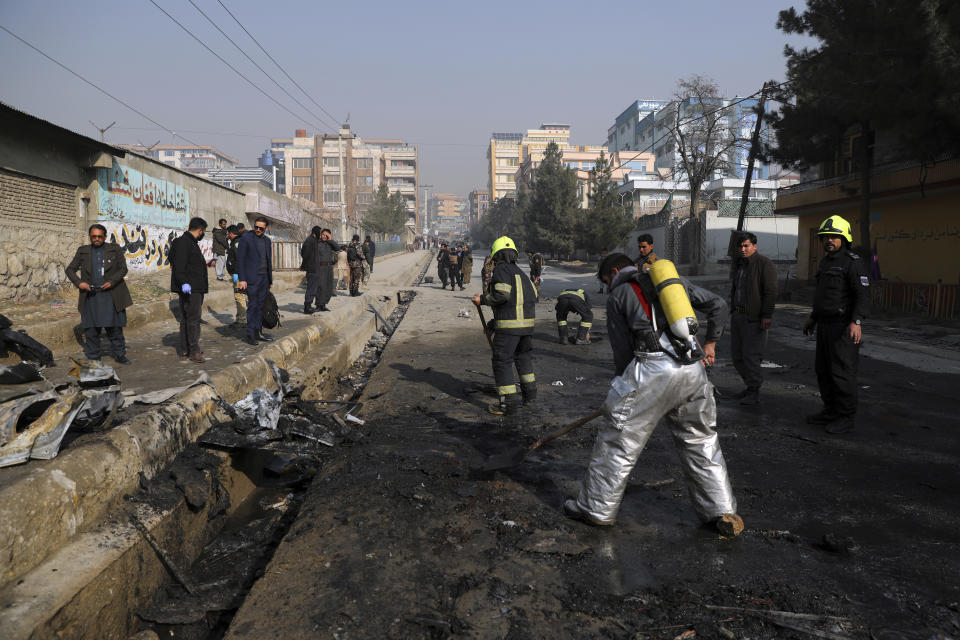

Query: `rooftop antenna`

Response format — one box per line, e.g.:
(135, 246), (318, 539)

(89, 120), (116, 142)
(137, 140), (161, 155)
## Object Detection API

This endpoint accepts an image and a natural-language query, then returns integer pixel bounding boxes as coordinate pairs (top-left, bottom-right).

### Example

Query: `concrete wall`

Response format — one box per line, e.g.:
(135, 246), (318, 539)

(705, 210), (798, 263)
(797, 191), (960, 284)
(94, 153), (244, 272)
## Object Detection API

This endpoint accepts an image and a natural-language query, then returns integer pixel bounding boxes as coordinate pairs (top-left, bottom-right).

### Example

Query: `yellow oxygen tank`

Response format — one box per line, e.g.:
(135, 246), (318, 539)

(648, 259), (704, 361)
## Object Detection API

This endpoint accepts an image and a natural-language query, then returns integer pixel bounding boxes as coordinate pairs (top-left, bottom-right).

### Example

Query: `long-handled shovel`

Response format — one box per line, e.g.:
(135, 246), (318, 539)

(473, 302), (493, 348)
(480, 408), (604, 472)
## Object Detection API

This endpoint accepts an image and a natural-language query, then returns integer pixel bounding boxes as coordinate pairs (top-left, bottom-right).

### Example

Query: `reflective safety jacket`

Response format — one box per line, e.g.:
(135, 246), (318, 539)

(482, 261), (537, 334)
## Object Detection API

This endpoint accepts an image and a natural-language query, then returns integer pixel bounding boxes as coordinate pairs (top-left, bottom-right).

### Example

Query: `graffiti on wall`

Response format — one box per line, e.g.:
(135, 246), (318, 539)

(102, 222), (213, 273)
(97, 161), (189, 228)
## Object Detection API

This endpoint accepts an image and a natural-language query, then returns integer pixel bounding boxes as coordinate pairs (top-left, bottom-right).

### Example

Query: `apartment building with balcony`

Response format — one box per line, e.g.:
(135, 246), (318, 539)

(273, 127), (418, 234)
(468, 189), (489, 226)
(427, 193), (466, 239)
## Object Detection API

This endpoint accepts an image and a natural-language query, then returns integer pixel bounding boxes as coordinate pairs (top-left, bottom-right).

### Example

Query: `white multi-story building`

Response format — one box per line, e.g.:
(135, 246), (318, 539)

(117, 144), (238, 178)
(606, 100), (669, 153)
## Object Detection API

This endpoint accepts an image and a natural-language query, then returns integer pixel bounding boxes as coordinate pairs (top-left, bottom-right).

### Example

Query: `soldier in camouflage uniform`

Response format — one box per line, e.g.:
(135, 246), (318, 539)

(481, 253), (495, 295)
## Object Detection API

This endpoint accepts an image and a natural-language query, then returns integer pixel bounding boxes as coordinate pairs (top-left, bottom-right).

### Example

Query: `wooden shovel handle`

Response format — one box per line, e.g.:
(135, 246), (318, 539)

(525, 408), (604, 454)
(474, 301), (494, 347)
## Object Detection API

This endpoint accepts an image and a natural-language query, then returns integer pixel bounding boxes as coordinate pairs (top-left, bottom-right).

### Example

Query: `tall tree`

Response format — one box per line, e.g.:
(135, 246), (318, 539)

(665, 75), (750, 226)
(474, 197), (525, 247)
(577, 151), (634, 254)
(365, 184), (406, 236)
(526, 142), (579, 257)
(768, 0), (960, 252)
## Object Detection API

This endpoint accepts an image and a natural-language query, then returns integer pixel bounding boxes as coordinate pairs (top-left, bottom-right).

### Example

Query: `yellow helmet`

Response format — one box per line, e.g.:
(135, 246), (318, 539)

(818, 215), (853, 243)
(491, 236), (517, 257)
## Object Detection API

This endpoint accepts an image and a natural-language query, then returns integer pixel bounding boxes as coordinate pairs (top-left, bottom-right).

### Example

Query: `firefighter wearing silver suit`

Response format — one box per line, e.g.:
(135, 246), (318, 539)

(555, 288), (593, 345)
(564, 253), (743, 535)
(472, 236), (538, 416)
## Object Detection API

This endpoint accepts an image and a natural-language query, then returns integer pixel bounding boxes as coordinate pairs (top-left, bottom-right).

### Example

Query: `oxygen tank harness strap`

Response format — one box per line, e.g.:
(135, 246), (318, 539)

(628, 282), (669, 356)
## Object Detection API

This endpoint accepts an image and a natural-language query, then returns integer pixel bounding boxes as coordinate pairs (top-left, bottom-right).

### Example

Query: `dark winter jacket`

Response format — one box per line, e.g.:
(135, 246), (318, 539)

(212, 227), (229, 256)
(729, 251), (778, 320)
(66, 242), (133, 313)
(300, 234), (319, 273)
(169, 232), (209, 294)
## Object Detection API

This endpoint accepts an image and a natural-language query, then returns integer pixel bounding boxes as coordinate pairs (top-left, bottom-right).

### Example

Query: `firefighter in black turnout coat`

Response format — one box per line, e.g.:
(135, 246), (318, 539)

(803, 215), (870, 434)
(555, 288), (593, 345)
(472, 236), (538, 416)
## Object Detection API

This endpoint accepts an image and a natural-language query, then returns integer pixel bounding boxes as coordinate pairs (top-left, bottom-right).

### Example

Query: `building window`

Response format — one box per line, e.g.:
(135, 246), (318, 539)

(293, 158), (313, 169)
(324, 191), (340, 204)
(323, 157), (340, 168)
(323, 175), (340, 186)
(164, 150), (175, 157)
(356, 158), (372, 169)
(356, 176), (373, 186)
(356, 193), (373, 204)
(293, 176), (313, 186)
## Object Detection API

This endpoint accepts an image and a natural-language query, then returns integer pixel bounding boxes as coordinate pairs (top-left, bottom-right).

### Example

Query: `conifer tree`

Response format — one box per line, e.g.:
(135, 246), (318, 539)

(577, 150), (634, 255)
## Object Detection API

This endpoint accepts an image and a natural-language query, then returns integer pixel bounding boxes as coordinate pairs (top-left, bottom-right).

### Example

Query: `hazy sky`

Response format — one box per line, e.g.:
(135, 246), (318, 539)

(0, 0), (809, 197)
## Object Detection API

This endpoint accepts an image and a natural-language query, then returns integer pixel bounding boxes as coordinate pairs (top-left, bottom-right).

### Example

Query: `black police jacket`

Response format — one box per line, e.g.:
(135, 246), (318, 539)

(812, 249), (870, 323)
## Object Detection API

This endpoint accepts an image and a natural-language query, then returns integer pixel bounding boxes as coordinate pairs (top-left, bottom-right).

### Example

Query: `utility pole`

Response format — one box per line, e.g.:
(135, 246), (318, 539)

(419, 184), (433, 235)
(89, 120), (116, 142)
(338, 129), (347, 242)
(736, 82), (769, 232)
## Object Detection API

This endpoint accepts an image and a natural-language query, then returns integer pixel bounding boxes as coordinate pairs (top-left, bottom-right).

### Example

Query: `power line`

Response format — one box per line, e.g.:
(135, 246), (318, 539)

(185, 0), (338, 132)
(147, 0), (325, 133)
(216, 0), (343, 128)
(607, 81), (791, 176)
(0, 23), (205, 147)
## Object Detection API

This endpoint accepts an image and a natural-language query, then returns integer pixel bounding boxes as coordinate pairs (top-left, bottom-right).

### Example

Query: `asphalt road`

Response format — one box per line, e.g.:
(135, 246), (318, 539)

(225, 258), (960, 640)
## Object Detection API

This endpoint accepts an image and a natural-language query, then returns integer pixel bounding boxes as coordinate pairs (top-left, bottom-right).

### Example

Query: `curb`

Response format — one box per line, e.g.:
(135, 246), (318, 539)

(0, 252), (430, 594)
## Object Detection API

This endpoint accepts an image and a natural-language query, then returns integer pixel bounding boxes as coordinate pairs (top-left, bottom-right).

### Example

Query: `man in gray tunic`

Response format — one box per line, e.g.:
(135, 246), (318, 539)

(66, 224), (133, 364)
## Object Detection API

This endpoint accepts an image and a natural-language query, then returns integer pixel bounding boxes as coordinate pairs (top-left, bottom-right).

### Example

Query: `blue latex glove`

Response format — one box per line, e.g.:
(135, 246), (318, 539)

(232, 273), (239, 283)
(181, 283), (192, 295)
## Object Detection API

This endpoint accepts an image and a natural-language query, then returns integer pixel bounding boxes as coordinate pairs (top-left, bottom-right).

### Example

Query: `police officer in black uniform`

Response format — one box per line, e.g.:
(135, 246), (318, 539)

(473, 236), (538, 415)
(803, 215), (870, 434)
(555, 288), (593, 345)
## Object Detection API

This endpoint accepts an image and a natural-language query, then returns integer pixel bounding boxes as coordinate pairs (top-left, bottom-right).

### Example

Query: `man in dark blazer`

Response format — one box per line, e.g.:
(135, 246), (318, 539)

(300, 226), (321, 314)
(66, 223), (133, 364)
(169, 217), (209, 363)
(237, 216), (273, 345)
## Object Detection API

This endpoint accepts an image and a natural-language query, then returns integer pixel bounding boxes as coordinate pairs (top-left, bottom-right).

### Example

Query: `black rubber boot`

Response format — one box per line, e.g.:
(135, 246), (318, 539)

(488, 394), (522, 416)
(557, 324), (568, 345)
(521, 383), (537, 405)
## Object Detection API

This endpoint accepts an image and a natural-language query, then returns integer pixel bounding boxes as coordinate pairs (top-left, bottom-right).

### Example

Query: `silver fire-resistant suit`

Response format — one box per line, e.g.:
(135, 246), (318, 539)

(573, 266), (737, 525)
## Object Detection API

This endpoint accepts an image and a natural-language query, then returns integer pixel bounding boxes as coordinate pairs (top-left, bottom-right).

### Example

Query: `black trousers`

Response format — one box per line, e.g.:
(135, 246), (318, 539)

(245, 275), (269, 336)
(491, 332), (535, 399)
(178, 292), (204, 356)
(83, 326), (125, 359)
(730, 312), (767, 389)
(449, 265), (462, 289)
(317, 265), (334, 306)
(555, 297), (593, 339)
(815, 321), (860, 417)
(304, 270), (319, 308)
(438, 265), (448, 287)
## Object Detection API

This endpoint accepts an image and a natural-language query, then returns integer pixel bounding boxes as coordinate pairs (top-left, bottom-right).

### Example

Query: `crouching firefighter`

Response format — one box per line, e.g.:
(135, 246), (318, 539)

(563, 253), (744, 536)
(472, 236), (538, 416)
(555, 288), (593, 345)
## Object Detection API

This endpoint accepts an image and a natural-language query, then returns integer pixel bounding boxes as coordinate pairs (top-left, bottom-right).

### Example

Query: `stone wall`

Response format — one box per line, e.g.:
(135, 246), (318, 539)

(0, 167), (85, 302)
(0, 223), (85, 303)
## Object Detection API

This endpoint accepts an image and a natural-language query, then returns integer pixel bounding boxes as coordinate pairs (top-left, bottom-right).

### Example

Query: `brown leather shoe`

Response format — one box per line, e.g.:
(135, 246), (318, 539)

(715, 513), (745, 537)
(189, 352), (206, 364)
